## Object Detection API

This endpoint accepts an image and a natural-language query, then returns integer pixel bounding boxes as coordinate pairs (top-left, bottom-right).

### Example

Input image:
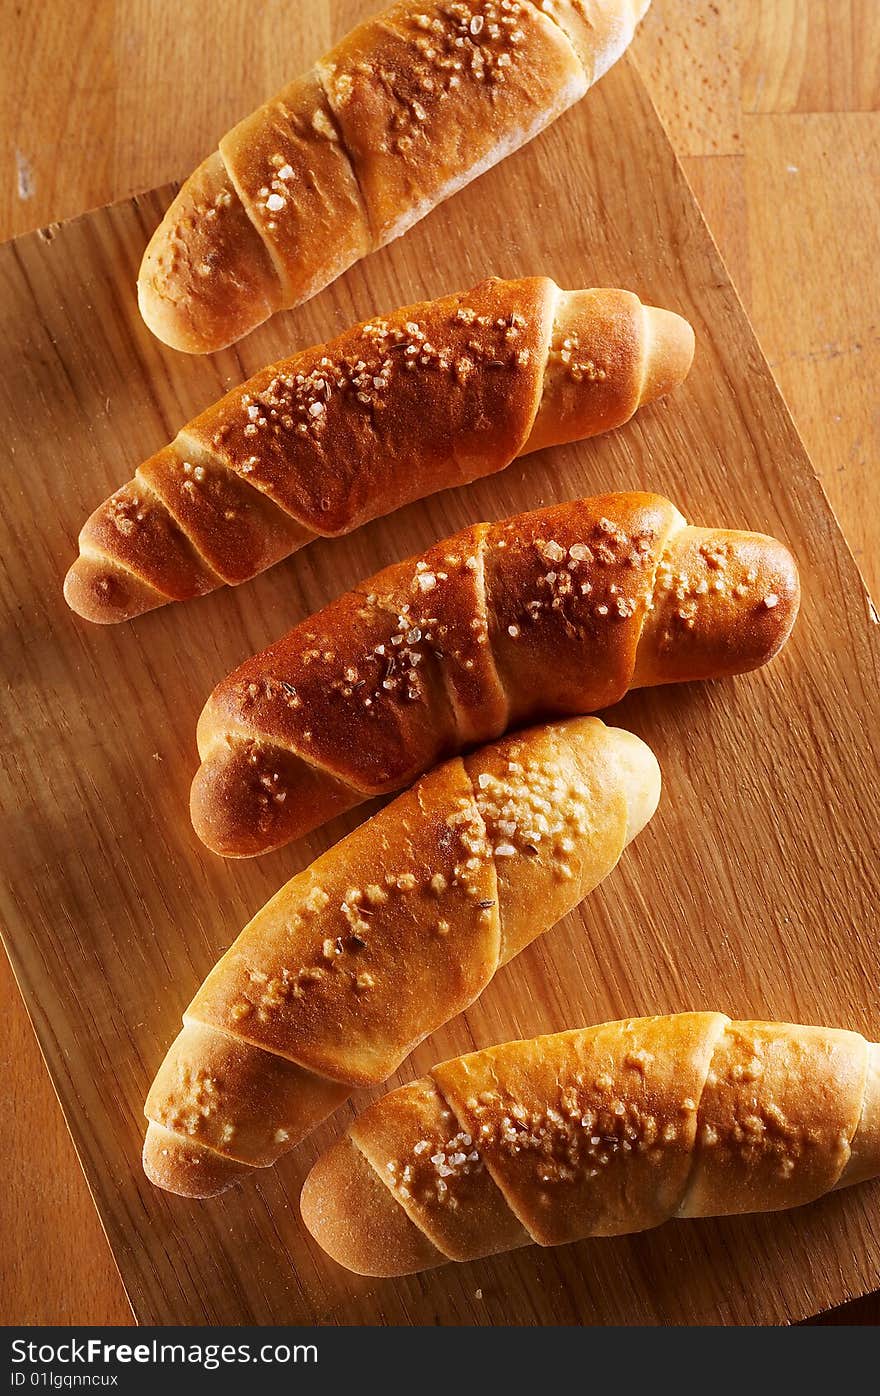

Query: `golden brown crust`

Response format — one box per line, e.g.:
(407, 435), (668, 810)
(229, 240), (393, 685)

(434, 1013), (726, 1243)
(137, 3), (650, 353)
(350, 1076), (530, 1260)
(189, 739), (364, 860)
(139, 432), (312, 586)
(370, 523), (510, 746)
(144, 1022), (349, 1170)
(637, 304), (697, 406)
(537, 0), (649, 81)
(67, 280), (692, 625)
(679, 1021), (867, 1217)
(83, 476), (218, 600)
(319, 1), (586, 246)
(194, 585), (460, 842)
(302, 1012), (879, 1275)
(219, 70), (370, 305)
(192, 492), (796, 859)
(482, 493), (682, 722)
(838, 1044), (880, 1188)
(143, 1122), (253, 1197)
(462, 718), (635, 963)
(63, 553), (168, 626)
(190, 756), (500, 1086)
(146, 717), (658, 1196)
(190, 719), (639, 1087)
(300, 1136), (446, 1276)
(631, 527), (801, 688)
(187, 276), (554, 537)
(137, 153), (283, 354)
(523, 291), (679, 454)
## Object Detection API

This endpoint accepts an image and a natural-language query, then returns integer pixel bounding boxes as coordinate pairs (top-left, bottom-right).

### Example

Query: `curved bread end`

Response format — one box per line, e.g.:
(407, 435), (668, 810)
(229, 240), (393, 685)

(301, 1136), (445, 1277)
(633, 527), (800, 688)
(639, 306), (696, 406)
(190, 737), (363, 857)
(63, 554), (166, 624)
(138, 152), (283, 355)
(604, 725), (662, 845)
(143, 1122), (251, 1198)
(837, 1042), (880, 1190)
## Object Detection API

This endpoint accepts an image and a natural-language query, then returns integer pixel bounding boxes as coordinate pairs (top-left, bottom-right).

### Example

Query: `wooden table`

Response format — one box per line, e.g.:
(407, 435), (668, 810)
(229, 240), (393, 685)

(1, 0), (877, 1325)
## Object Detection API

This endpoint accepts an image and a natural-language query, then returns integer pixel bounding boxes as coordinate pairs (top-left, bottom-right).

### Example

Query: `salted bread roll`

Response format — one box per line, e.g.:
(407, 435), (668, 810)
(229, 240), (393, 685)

(301, 1014), (880, 1275)
(190, 492), (798, 856)
(143, 716), (660, 1197)
(138, 2), (651, 353)
(65, 278), (693, 625)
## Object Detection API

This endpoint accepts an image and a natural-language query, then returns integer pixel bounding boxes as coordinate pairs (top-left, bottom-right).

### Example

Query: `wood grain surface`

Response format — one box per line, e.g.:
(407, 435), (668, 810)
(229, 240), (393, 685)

(1, 0), (878, 1325)
(638, 0), (880, 608)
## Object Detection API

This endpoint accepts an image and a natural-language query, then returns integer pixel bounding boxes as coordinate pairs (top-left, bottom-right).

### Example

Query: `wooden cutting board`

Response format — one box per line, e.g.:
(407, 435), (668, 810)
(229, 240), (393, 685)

(1, 33), (879, 1324)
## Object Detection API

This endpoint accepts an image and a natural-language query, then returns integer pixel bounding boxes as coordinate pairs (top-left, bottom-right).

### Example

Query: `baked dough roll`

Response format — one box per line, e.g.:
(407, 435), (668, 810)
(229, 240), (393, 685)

(137, 2), (651, 353)
(144, 716), (660, 1197)
(190, 492), (799, 856)
(301, 1012), (880, 1274)
(65, 277), (693, 624)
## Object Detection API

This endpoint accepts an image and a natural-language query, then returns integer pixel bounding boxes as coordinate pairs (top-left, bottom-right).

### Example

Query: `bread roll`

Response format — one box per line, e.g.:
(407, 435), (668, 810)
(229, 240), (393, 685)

(144, 716), (660, 1196)
(138, 2), (651, 353)
(190, 492), (799, 856)
(301, 1013), (880, 1274)
(65, 278), (693, 624)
